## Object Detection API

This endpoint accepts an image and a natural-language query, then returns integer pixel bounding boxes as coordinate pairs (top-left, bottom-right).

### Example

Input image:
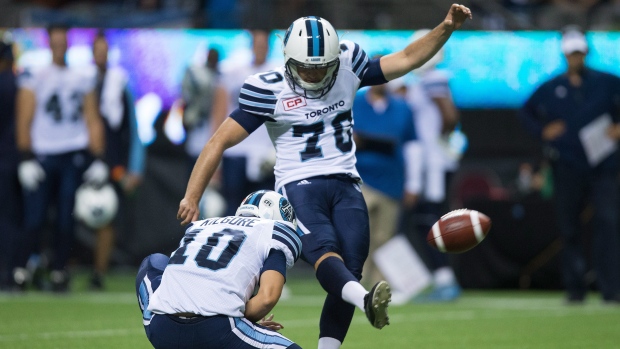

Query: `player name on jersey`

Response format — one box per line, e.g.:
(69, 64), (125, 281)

(199, 216), (259, 227)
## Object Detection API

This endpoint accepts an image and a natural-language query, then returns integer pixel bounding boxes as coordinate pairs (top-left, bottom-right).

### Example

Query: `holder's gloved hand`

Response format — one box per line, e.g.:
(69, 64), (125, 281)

(83, 159), (109, 185)
(18, 159), (46, 191)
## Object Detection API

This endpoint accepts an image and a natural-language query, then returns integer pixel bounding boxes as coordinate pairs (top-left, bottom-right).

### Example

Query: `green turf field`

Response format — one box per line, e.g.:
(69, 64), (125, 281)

(1, 271), (619, 349)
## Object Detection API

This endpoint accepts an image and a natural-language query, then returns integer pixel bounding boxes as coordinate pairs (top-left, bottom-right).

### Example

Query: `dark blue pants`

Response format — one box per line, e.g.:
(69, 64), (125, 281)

(282, 175), (369, 342)
(0, 163), (22, 288)
(16, 151), (89, 271)
(136, 254), (301, 349)
(552, 163), (620, 301)
(282, 175), (370, 275)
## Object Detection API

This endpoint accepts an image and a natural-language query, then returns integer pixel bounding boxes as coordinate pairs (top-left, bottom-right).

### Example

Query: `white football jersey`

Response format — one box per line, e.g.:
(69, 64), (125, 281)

(406, 69), (457, 201)
(238, 40), (370, 190)
(19, 64), (95, 155)
(147, 216), (300, 318)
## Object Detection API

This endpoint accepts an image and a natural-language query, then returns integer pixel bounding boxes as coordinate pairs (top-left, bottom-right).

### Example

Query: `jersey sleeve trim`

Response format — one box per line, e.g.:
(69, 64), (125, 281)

(229, 108), (270, 134)
(359, 58), (387, 88)
(272, 222), (302, 262)
(239, 83), (277, 115)
(260, 249), (287, 280)
(351, 44), (369, 79)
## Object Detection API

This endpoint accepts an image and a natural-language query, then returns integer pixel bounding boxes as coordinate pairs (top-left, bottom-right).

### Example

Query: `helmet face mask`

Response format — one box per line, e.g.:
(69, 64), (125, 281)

(235, 190), (297, 228)
(283, 16), (340, 99)
(285, 58), (340, 99)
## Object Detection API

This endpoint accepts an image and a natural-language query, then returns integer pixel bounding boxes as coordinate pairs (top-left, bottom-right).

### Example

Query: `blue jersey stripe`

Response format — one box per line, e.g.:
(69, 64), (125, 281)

(233, 318), (294, 347)
(273, 223), (302, 253)
(274, 221), (303, 240)
(272, 232), (299, 261)
(352, 43), (361, 66)
(240, 103), (276, 115)
(239, 99), (276, 113)
(239, 98), (275, 110)
(273, 227), (301, 260)
(240, 92), (277, 105)
(354, 53), (369, 78)
(240, 87), (277, 101)
(241, 83), (276, 97)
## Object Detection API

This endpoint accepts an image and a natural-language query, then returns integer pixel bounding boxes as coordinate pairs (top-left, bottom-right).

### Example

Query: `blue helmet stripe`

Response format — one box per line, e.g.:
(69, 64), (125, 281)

(316, 18), (324, 57)
(310, 18), (320, 57)
(305, 19), (314, 57)
(249, 191), (267, 206)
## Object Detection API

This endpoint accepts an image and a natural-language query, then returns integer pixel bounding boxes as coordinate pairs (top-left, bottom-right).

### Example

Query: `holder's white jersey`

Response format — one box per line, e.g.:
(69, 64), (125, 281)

(238, 40), (370, 190)
(18, 64), (95, 155)
(147, 217), (301, 318)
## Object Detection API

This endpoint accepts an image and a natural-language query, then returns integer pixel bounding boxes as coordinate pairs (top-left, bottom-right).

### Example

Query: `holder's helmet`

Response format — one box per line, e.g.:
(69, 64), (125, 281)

(236, 190), (297, 228)
(283, 16), (340, 99)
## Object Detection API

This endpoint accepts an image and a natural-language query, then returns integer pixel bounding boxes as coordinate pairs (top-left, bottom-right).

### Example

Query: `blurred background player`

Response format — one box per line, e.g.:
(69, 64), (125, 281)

(14, 25), (107, 292)
(518, 27), (620, 304)
(393, 29), (463, 302)
(214, 29), (277, 217)
(137, 190), (302, 349)
(86, 30), (146, 290)
(0, 32), (21, 292)
(181, 46), (227, 172)
(178, 7), (472, 349)
(352, 76), (419, 289)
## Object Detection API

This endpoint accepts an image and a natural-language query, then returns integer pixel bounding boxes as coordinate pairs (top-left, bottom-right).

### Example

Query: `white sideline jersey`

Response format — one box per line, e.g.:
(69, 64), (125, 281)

(147, 216), (301, 318)
(19, 64), (95, 155)
(238, 40), (370, 190)
(407, 69), (457, 169)
(406, 69), (457, 202)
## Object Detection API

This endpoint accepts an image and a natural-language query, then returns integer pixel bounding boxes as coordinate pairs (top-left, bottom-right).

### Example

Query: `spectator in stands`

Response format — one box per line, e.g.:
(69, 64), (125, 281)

(87, 31), (146, 290)
(0, 33), (21, 291)
(352, 75), (419, 289)
(14, 25), (106, 292)
(214, 29), (276, 217)
(518, 28), (620, 304)
(395, 30), (464, 301)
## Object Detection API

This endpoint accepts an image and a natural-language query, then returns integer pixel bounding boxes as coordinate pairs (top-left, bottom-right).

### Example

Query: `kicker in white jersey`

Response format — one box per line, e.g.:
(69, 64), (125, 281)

(237, 40), (371, 190)
(147, 216), (300, 318)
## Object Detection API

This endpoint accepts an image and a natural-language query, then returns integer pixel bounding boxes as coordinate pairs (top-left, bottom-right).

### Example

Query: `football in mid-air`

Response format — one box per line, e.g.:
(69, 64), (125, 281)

(427, 209), (491, 253)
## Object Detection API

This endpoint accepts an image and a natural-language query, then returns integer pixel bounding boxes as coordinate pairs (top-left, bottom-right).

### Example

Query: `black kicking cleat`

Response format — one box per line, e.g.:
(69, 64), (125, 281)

(364, 280), (392, 329)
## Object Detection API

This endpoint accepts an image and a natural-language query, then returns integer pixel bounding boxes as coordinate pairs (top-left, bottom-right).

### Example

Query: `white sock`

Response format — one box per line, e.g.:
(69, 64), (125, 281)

(318, 337), (342, 349)
(433, 267), (457, 288)
(341, 281), (367, 311)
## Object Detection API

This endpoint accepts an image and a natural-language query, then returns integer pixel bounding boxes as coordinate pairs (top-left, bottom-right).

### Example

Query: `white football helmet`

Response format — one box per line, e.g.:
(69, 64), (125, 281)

(74, 182), (119, 229)
(283, 16), (340, 99)
(235, 190), (297, 228)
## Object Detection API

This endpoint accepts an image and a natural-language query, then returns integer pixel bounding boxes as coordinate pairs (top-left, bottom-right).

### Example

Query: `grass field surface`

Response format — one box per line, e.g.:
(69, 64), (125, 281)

(1, 271), (619, 349)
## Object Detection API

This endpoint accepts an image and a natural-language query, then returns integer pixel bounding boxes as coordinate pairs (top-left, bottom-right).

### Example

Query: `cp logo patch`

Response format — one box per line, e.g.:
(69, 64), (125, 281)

(283, 97), (307, 111)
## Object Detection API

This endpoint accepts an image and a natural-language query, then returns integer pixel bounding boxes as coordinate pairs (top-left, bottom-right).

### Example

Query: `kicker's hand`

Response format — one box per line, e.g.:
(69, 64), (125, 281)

(177, 197), (199, 226)
(443, 4), (472, 31)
